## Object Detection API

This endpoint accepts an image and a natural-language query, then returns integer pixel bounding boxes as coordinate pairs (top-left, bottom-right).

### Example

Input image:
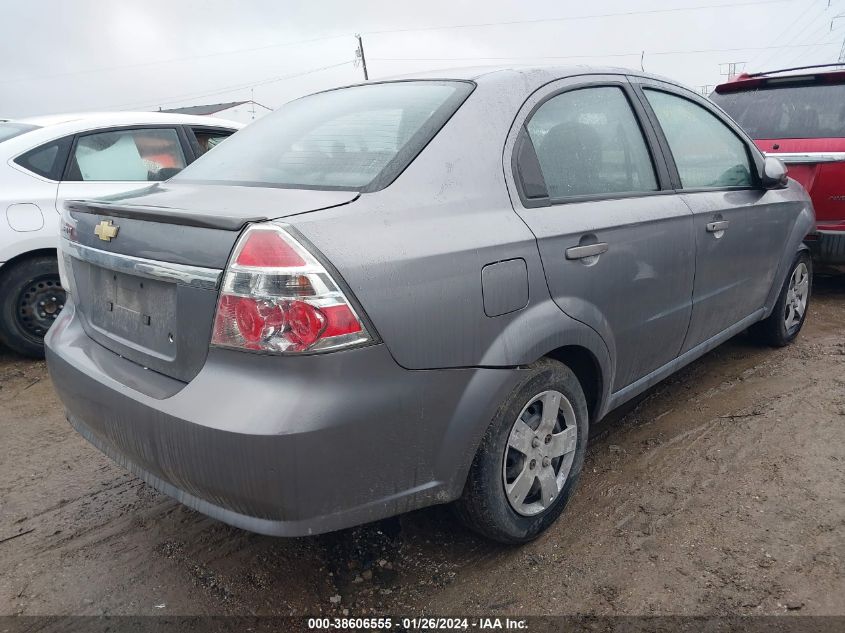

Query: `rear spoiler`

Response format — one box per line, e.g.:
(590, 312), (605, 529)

(715, 68), (845, 94)
(65, 200), (264, 231)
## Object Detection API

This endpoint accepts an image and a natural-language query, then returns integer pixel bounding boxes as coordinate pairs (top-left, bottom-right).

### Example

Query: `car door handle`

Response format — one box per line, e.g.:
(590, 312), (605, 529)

(706, 220), (730, 233)
(565, 242), (609, 260)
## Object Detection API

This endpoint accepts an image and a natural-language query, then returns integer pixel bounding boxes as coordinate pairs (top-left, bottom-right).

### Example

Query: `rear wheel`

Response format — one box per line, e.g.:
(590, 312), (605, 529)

(454, 359), (589, 544)
(0, 255), (66, 358)
(751, 251), (812, 347)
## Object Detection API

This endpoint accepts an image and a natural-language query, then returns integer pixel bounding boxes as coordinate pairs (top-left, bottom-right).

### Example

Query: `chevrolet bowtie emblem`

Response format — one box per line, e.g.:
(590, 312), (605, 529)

(94, 219), (119, 242)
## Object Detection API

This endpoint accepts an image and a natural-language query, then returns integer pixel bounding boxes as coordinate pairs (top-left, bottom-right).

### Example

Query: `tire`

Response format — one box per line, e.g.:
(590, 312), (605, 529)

(750, 251), (812, 347)
(0, 254), (66, 359)
(454, 358), (589, 544)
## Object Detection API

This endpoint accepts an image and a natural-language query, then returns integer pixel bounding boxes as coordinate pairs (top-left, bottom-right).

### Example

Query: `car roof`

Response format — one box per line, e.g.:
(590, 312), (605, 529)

(714, 64), (845, 94)
(0, 111), (244, 159)
(311, 65), (690, 103)
(376, 64), (678, 87)
(12, 111), (243, 129)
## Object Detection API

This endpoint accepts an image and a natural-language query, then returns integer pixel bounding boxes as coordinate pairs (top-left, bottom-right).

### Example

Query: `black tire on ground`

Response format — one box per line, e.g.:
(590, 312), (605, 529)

(0, 254), (63, 358)
(453, 358), (589, 544)
(750, 251), (813, 347)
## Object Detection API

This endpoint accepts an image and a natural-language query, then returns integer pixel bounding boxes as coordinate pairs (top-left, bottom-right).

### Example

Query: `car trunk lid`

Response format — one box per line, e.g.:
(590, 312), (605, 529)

(61, 183), (359, 383)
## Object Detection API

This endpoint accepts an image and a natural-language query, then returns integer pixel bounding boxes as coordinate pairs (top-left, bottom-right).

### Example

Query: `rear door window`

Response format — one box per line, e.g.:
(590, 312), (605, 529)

(522, 85), (658, 199)
(190, 127), (234, 156)
(644, 89), (753, 189)
(711, 83), (845, 139)
(14, 137), (72, 180)
(67, 128), (187, 181)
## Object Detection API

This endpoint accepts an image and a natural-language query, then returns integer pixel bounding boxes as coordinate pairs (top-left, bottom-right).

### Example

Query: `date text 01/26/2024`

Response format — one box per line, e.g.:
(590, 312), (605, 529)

(306, 617), (528, 630)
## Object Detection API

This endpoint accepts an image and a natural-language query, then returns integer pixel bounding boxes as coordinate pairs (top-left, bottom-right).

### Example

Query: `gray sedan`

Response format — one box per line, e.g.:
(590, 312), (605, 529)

(46, 67), (814, 543)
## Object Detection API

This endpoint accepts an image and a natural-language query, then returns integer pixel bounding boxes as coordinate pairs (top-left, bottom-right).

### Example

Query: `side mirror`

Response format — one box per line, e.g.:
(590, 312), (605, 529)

(761, 155), (788, 189)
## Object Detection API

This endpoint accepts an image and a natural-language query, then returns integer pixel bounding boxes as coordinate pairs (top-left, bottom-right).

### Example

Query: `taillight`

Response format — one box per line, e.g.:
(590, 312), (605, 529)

(211, 224), (371, 354)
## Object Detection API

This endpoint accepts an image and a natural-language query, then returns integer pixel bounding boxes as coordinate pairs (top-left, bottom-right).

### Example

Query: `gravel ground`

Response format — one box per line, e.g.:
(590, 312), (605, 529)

(1, 276), (843, 617)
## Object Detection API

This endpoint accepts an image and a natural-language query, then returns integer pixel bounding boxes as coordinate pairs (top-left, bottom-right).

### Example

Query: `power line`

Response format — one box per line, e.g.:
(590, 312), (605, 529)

(748, 0), (817, 68)
(0, 33), (351, 86)
(103, 61), (354, 112)
(758, 0), (833, 68)
(368, 41), (839, 64)
(0, 0), (803, 88)
(779, 7), (841, 67)
(361, 0), (797, 36)
(788, 23), (842, 65)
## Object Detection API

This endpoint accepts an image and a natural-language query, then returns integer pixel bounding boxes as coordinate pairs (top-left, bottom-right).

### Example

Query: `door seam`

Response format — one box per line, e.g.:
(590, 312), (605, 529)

(677, 193), (698, 356)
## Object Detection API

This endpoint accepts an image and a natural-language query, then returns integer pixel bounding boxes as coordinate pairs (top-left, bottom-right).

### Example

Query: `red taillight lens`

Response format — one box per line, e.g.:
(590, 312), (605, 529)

(286, 301), (328, 349)
(234, 229), (306, 267)
(322, 304), (363, 337)
(211, 224), (370, 354)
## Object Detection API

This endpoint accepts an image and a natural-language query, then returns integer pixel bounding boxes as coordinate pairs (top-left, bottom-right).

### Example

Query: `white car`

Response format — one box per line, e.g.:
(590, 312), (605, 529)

(0, 112), (242, 357)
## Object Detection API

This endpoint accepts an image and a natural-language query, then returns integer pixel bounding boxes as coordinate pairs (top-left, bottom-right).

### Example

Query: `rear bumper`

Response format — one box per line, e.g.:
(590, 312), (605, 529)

(808, 230), (845, 268)
(45, 301), (521, 536)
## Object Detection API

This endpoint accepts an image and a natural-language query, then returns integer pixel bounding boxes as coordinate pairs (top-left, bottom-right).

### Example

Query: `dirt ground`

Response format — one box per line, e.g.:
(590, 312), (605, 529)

(1, 276), (843, 618)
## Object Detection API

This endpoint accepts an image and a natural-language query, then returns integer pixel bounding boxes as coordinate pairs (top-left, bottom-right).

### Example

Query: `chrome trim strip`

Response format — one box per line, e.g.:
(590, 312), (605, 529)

(766, 152), (845, 164)
(61, 239), (222, 290)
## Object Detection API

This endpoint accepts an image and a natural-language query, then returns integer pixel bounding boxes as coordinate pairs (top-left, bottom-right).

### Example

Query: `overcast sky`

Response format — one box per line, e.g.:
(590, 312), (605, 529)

(1, 0), (842, 119)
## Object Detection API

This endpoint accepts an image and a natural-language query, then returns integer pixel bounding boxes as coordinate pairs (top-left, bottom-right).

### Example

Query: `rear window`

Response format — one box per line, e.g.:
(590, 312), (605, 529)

(711, 82), (845, 139)
(0, 122), (39, 143)
(173, 81), (474, 191)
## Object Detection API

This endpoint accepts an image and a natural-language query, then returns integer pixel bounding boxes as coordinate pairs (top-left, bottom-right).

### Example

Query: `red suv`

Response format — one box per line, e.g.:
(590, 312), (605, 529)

(712, 64), (844, 271)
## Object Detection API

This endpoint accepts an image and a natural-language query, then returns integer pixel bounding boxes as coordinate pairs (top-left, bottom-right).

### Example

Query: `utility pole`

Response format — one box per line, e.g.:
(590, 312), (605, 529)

(355, 34), (369, 81)
(719, 61), (746, 80)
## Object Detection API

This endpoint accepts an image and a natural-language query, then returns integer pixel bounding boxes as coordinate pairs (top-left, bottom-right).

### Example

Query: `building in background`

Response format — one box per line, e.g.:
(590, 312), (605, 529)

(160, 100), (271, 124)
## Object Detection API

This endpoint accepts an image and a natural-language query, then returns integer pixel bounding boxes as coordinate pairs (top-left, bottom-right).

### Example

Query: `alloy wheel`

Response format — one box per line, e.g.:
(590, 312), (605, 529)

(784, 262), (809, 331)
(502, 390), (578, 516)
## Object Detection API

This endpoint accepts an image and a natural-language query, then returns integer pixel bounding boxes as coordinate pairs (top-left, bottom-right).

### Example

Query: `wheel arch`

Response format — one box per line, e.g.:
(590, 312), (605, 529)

(0, 247), (58, 278)
(437, 318), (614, 502)
(762, 193), (815, 319)
(544, 345), (603, 423)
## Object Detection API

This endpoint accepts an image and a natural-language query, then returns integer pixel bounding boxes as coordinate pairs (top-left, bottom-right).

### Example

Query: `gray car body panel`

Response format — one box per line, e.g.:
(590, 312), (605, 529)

(63, 187), (363, 381)
(626, 75), (814, 352)
(500, 74), (696, 392)
(46, 66), (815, 536)
(96, 183), (360, 227)
(678, 188), (809, 352)
(46, 304), (525, 535)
